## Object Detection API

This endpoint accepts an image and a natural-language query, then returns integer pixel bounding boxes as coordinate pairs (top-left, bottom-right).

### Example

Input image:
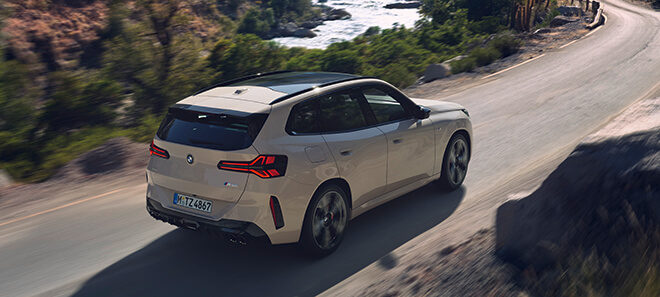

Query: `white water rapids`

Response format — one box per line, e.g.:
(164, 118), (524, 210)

(272, 0), (422, 48)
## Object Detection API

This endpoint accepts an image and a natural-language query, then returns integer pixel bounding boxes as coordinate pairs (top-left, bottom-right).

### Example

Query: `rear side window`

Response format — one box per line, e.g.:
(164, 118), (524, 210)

(288, 99), (320, 134)
(319, 92), (367, 133)
(157, 108), (267, 151)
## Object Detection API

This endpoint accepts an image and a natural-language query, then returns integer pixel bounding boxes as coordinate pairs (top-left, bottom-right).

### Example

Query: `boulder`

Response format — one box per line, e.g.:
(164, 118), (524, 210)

(293, 28), (317, 38)
(278, 22), (299, 36)
(325, 8), (351, 21)
(496, 111), (660, 270)
(384, 2), (422, 9)
(557, 5), (582, 16)
(0, 169), (12, 188)
(549, 15), (578, 27)
(300, 20), (323, 29)
(420, 64), (450, 83)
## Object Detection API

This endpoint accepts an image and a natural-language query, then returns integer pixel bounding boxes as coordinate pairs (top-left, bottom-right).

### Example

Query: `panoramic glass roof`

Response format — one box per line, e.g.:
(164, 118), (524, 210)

(228, 72), (359, 94)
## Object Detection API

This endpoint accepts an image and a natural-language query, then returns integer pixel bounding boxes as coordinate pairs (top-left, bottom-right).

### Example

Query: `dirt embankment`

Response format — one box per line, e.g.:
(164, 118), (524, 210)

(0, 137), (148, 221)
(3, 0), (109, 69)
(496, 97), (660, 296)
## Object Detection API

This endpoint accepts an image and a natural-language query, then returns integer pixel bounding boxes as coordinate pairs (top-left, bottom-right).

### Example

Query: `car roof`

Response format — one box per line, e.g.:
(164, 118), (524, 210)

(227, 71), (359, 94)
(177, 72), (369, 111)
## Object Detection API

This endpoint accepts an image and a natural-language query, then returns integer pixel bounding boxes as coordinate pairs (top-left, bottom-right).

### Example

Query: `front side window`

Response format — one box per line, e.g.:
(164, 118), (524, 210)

(362, 87), (409, 124)
(319, 91), (367, 133)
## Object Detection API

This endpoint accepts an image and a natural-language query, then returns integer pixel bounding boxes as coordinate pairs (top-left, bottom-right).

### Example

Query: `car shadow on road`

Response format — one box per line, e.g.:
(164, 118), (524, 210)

(71, 185), (464, 297)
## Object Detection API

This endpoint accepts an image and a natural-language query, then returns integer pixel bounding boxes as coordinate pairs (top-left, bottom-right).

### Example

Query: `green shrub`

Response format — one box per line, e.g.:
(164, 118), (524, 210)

(121, 113), (162, 143)
(450, 57), (477, 73)
(470, 46), (501, 66)
(488, 33), (522, 57)
(468, 16), (506, 34)
(237, 8), (275, 38)
(39, 72), (122, 132)
(321, 49), (361, 73)
(208, 34), (289, 81)
(362, 26), (381, 37)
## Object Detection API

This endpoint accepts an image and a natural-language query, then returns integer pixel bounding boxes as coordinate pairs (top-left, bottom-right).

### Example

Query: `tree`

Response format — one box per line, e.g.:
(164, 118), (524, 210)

(237, 8), (275, 37)
(208, 34), (288, 82)
(103, 1), (210, 114)
(139, 0), (184, 83)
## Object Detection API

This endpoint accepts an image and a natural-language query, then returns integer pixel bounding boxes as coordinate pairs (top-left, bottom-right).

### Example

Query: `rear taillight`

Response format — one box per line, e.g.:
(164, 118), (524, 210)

(218, 155), (288, 178)
(149, 141), (169, 159)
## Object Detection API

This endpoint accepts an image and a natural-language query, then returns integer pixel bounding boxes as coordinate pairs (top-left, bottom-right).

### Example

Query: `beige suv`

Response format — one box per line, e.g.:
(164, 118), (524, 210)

(146, 71), (472, 255)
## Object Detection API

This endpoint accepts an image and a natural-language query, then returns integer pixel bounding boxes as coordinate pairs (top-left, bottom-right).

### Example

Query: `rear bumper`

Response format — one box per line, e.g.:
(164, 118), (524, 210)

(146, 197), (271, 245)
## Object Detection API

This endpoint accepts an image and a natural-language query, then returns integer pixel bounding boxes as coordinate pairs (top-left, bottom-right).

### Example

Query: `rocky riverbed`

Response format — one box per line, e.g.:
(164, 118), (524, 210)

(273, 0), (421, 48)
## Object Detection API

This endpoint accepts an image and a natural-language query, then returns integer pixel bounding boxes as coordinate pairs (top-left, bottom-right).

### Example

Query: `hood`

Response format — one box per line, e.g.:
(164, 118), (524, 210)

(409, 98), (465, 113)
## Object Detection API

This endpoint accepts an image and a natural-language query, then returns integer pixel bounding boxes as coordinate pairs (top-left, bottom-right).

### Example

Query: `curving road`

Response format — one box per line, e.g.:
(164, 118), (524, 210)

(1, 1), (659, 296)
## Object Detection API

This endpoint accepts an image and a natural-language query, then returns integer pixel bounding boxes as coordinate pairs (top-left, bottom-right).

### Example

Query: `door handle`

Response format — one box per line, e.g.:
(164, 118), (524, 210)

(393, 138), (403, 144)
(340, 150), (352, 156)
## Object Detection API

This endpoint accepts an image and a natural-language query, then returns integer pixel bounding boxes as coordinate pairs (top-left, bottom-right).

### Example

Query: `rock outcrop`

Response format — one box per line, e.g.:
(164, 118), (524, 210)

(266, 6), (351, 39)
(549, 15), (579, 27)
(324, 7), (352, 20)
(496, 98), (660, 270)
(557, 5), (583, 16)
(384, 2), (422, 9)
(419, 64), (451, 83)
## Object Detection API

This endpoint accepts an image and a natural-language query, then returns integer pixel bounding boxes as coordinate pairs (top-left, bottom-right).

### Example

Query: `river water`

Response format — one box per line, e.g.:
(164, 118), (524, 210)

(272, 0), (422, 49)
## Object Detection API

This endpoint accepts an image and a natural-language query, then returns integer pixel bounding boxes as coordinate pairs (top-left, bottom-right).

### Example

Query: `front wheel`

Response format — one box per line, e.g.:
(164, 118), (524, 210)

(438, 134), (470, 190)
(300, 184), (349, 256)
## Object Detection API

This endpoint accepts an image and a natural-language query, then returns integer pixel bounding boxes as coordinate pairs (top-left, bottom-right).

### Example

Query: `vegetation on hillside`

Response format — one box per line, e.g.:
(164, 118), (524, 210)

(0, 0), (560, 182)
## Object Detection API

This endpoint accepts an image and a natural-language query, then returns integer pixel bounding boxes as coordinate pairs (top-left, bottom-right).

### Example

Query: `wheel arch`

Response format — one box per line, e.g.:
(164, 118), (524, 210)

(313, 178), (352, 210)
(452, 129), (472, 159)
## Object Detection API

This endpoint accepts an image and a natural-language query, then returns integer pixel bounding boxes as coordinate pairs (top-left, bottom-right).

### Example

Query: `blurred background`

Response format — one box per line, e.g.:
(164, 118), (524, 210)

(0, 1), (659, 297)
(0, 0), (545, 184)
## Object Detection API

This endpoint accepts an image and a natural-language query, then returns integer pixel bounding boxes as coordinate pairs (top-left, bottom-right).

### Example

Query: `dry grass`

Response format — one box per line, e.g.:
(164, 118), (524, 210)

(522, 202), (660, 297)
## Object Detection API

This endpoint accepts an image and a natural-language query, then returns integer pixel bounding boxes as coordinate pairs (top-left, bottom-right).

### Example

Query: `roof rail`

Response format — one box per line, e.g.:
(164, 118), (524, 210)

(269, 76), (376, 105)
(193, 70), (293, 95)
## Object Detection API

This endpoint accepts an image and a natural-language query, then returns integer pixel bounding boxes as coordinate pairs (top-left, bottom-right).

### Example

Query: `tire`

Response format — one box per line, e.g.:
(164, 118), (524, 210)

(300, 184), (349, 256)
(438, 134), (470, 190)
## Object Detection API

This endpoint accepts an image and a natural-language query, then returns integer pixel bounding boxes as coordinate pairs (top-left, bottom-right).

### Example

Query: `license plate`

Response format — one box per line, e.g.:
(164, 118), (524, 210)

(173, 193), (212, 213)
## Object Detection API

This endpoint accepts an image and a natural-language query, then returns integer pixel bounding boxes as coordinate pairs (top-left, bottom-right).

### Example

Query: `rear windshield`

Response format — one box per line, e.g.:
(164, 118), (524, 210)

(156, 108), (268, 151)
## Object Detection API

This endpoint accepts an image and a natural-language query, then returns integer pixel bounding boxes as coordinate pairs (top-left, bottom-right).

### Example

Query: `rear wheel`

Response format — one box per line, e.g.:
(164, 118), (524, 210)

(300, 184), (349, 256)
(438, 134), (470, 190)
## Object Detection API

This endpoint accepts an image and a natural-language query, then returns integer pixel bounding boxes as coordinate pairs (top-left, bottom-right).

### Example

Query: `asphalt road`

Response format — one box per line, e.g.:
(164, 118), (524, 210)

(1, 1), (659, 296)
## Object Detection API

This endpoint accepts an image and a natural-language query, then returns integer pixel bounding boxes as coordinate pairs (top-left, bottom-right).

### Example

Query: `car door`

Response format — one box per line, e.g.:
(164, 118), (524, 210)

(360, 86), (435, 192)
(318, 89), (389, 209)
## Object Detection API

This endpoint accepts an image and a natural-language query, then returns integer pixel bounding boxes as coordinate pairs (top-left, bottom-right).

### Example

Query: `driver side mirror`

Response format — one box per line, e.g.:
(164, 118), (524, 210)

(414, 105), (431, 119)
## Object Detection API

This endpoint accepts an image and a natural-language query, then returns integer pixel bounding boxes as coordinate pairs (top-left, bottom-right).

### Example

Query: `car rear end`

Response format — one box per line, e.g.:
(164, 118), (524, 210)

(145, 104), (276, 245)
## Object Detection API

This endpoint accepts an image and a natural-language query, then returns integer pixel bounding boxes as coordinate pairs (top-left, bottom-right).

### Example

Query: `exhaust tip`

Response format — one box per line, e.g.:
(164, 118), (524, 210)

(227, 234), (247, 246)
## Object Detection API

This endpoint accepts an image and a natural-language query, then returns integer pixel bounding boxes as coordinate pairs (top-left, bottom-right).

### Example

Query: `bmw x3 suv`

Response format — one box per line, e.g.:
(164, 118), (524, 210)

(146, 71), (472, 255)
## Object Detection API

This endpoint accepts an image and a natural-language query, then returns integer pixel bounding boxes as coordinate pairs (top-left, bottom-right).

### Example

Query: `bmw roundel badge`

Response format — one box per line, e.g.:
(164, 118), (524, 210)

(186, 154), (194, 165)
